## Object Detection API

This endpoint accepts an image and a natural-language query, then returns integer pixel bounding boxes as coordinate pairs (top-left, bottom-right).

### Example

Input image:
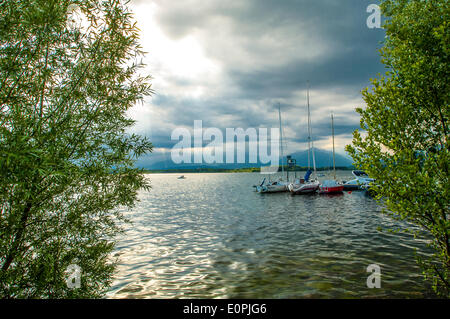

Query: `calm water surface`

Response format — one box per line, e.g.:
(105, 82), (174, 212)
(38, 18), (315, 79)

(107, 172), (434, 298)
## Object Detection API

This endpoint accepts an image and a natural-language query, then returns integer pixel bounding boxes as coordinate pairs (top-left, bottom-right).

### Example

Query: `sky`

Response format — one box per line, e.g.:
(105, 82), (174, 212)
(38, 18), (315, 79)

(126, 0), (386, 167)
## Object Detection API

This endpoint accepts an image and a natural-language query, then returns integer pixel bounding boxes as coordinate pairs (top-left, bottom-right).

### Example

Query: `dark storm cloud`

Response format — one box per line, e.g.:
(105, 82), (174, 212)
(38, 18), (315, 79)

(219, 0), (385, 98)
(130, 0), (385, 162)
(229, 46), (384, 101)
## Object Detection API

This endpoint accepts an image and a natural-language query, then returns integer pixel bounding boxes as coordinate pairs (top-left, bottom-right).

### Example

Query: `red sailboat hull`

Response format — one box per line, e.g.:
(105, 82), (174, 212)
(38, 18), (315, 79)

(318, 185), (344, 194)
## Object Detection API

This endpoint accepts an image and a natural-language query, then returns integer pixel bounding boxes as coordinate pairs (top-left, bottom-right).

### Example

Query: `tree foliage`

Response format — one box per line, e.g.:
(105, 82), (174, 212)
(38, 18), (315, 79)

(346, 0), (449, 297)
(0, 0), (153, 298)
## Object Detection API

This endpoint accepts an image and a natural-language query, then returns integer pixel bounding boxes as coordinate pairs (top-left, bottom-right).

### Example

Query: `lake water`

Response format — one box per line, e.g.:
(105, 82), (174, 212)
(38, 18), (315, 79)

(107, 172), (435, 298)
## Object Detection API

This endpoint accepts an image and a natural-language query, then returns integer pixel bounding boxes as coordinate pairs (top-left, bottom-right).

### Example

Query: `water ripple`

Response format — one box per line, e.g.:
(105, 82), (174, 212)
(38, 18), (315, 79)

(106, 173), (435, 298)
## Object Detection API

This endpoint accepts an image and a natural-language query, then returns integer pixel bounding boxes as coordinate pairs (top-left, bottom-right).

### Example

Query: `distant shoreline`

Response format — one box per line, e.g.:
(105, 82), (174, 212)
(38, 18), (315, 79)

(142, 166), (355, 174)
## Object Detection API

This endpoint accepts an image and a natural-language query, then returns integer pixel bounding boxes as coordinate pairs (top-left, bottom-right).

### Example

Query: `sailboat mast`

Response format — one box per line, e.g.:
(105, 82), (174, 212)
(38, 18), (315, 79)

(306, 83), (311, 170)
(278, 103), (285, 179)
(332, 113), (336, 180)
(307, 82), (317, 178)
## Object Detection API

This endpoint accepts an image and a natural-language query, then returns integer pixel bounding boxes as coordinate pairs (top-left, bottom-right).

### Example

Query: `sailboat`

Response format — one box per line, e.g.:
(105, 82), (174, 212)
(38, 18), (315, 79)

(256, 104), (289, 193)
(288, 169), (320, 194)
(288, 82), (320, 195)
(343, 170), (374, 191)
(318, 113), (344, 194)
(256, 176), (288, 193)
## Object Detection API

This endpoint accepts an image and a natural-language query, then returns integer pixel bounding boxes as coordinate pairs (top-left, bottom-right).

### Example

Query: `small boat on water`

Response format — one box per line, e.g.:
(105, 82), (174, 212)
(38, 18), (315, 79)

(288, 170), (320, 194)
(318, 114), (344, 195)
(343, 170), (374, 191)
(255, 104), (289, 194)
(288, 82), (320, 195)
(256, 177), (289, 193)
(318, 179), (344, 194)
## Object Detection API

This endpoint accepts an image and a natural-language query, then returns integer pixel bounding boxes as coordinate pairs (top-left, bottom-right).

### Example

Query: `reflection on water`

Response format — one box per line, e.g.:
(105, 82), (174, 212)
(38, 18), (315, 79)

(106, 172), (434, 298)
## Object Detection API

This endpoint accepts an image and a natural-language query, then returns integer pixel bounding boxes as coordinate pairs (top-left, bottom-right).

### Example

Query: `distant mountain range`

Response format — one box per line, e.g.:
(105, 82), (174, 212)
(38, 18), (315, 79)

(287, 148), (353, 168)
(140, 148), (354, 170)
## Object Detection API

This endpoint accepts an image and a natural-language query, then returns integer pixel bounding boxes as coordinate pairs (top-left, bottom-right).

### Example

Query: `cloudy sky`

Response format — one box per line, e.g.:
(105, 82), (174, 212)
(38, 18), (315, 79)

(126, 0), (386, 167)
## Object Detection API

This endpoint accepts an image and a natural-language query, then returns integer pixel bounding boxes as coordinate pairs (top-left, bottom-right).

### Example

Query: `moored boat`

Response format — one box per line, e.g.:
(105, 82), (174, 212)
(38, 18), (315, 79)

(343, 170), (374, 191)
(318, 179), (344, 194)
(288, 170), (320, 194)
(257, 179), (289, 193)
(318, 114), (343, 195)
(288, 180), (320, 194)
(255, 104), (289, 193)
(289, 82), (320, 195)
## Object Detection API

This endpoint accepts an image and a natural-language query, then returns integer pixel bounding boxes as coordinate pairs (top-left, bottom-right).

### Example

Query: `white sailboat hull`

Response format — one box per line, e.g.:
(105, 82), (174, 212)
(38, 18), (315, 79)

(288, 180), (320, 194)
(256, 183), (288, 193)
